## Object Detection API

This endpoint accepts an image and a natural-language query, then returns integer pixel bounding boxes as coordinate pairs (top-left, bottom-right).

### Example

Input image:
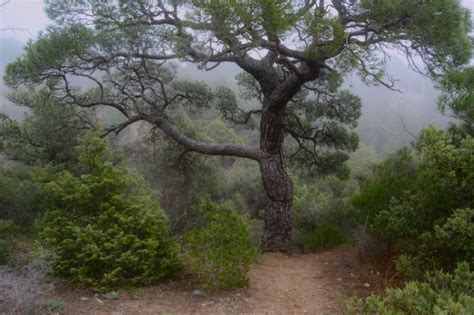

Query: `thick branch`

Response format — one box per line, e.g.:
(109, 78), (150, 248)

(152, 115), (265, 161)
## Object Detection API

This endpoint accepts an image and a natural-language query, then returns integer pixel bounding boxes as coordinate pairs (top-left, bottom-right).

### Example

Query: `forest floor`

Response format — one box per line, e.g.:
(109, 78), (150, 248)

(47, 245), (393, 315)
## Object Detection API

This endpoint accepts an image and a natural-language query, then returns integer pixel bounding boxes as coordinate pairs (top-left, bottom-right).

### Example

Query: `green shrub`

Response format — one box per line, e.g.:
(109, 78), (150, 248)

(292, 176), (355, 251)
(46, 299), (65, 313)
(418, 208), (474, 272)
(181, 199), (258, 290)
(351, 147), (417, 231)
(347, 262), (474, 314)
(303, 223), (346, 253)
(351, 127), (474, 271)
(395, 254), (425, 281)
(0, 219), (14, 265)
(102, 291), (120, 300)
(291, 148), (378, 253)
(0, 165), (47, 233)
(38, 135), (180, 292)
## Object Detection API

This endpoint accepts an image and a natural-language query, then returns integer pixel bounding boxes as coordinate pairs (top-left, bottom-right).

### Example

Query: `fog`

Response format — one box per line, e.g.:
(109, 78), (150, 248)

(1, 0), (473, 155)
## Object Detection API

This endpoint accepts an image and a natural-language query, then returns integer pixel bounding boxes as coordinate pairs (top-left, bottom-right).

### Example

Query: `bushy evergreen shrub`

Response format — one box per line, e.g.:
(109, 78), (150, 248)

(348, 262), (474, 314)
(352, 127), (474, 271)
(38, 135), (180, 292)
(0, 165), (46, 232)
(418, 208), (474, 273)
(181, 199), (258, 290)
(291, 148), (378, 253)
(350, 147), (417, 231)
(292, 176), (354, 252)
(303, 223), (346, 253)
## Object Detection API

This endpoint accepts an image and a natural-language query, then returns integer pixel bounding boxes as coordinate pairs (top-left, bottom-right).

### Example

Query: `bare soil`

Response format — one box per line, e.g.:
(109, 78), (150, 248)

(45, 245), (392, 315)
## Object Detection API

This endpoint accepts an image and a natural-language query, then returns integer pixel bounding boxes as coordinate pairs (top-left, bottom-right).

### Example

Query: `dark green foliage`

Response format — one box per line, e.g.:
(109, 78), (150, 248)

(395, 255), (426, 281)
(439, 67), (474, 120)
(181, 199), (258, 290)
(292, 176), (353, 251)
(438, 67), (474, 142)
(5, 0), (469, 180)
(243, 68), (362, 177)
(0, 85), (95, 166)
(0, 219), (13, 265)
(348, 262), (474, 314)
(419, 208), (474, 271)
(352, 126), (474, 272)
(38, 134), (180, 292)
(46, 299), (65, 313)
(360, 0), (472, 74)
(4, 24), (94, 87)
(303, 224), (346, 253)
(0, 85), (95, 233)
(378, 128), (473, 245)
(0, 164), (46, 231)
(292, 147), (377, 252)
(128, 132), (222, 235)
(351, 148), (417, 232)
(347, 69), (474, 313)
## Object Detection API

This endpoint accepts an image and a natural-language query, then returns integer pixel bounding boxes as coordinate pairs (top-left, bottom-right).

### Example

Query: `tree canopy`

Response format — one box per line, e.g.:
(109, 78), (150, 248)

(6, 0), (471, 161)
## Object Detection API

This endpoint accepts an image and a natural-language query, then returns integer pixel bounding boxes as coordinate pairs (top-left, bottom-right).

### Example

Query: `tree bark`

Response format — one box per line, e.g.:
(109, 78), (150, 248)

(259, 103), (293, 252)
(260, 153), (293, 252)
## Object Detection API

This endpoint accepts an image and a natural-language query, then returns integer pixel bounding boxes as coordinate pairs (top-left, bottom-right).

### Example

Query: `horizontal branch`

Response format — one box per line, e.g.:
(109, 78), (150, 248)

(152, 115), (265, 161)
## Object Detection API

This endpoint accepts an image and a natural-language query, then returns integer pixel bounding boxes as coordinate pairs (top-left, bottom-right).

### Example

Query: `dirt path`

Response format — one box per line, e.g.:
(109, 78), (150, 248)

(247, 252), (343, 314)
(51, 245), (385, 315)
(245, 246), (385, 314)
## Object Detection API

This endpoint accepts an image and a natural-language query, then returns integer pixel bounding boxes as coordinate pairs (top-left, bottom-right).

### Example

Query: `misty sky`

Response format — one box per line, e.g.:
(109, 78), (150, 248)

(0, 0), (48, 43)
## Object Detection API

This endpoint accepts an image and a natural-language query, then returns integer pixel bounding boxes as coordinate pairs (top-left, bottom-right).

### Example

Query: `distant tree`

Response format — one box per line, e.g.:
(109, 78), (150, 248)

(5, 0), (472, 250)
(0, 84), (96, 166)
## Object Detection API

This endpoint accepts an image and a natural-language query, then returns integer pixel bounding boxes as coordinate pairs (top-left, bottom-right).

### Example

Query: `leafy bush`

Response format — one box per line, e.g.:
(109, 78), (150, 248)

(352, 127), (474, 271)
(0, 165), (47, 232)
(46, 299), (65, 312)
(303, 223), (346, 253)
(291, 147), (378, 253)
(351, 147), (417, 231)
(395, 254), (425, 281)
(181, 199), (258, 290)
(38, 134), (180, 292)
(0, 219), (13, 265)
(347, 262), (474, 314)
(418, 208), (474, 272)
(292, 176), (355, 252)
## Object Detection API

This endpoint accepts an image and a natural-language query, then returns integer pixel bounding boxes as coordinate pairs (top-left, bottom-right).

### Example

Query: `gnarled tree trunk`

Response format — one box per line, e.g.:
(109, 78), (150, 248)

(259, 103), (293, 252)
(260, 153), (293, 252)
